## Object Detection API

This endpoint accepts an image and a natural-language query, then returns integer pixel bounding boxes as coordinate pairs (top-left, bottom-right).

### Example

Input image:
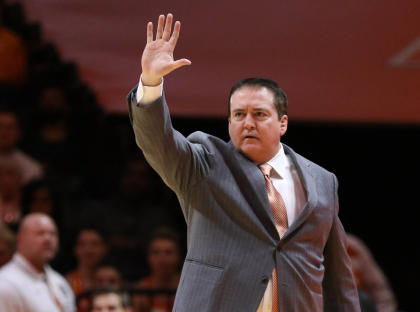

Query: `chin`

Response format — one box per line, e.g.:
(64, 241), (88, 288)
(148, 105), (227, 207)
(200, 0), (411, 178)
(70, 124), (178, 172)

(240, 147), (263, 163)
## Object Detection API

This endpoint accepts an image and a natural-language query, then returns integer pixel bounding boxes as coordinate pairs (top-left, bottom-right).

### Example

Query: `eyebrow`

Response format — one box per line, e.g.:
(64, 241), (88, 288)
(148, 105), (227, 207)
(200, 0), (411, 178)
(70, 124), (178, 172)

(232, 107), (270, 112)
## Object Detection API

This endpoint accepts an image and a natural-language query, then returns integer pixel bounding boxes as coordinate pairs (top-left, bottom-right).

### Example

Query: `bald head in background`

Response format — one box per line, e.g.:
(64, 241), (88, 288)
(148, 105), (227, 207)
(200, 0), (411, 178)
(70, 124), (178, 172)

(17, 212), (58, 271)
(0, 212), (76, 311)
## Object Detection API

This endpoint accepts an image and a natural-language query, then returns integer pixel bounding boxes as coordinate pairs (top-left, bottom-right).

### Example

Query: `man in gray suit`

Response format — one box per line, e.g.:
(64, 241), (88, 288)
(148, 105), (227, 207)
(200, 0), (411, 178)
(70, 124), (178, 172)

(128, 13), (360, 312)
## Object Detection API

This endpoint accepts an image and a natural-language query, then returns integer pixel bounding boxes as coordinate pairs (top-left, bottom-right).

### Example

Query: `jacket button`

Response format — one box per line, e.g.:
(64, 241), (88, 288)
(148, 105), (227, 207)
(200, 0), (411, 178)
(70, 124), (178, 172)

(261, 276), (269, 283)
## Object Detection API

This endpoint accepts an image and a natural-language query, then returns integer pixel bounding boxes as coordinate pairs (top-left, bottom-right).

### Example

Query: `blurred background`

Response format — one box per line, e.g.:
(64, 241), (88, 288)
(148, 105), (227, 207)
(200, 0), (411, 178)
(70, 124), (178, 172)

(1, 0), (419, 311)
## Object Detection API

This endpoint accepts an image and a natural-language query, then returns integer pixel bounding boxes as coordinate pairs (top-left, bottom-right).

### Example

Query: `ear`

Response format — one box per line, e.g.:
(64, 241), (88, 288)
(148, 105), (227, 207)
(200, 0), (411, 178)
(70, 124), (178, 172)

(279, 115), (288, 136)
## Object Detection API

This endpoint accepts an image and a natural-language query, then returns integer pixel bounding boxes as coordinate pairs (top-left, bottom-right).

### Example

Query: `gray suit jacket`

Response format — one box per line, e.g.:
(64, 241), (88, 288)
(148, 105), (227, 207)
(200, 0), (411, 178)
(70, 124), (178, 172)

(128, 88), (360, 312)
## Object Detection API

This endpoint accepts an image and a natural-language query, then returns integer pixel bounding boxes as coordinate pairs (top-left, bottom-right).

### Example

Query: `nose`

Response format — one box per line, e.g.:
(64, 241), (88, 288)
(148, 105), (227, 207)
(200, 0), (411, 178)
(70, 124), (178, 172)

(243, 113), (256, 129)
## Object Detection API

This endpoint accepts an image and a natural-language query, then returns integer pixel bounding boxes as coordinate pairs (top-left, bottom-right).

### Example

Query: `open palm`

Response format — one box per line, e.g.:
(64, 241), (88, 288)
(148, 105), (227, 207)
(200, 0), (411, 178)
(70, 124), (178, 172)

(141, 14), (191, 86)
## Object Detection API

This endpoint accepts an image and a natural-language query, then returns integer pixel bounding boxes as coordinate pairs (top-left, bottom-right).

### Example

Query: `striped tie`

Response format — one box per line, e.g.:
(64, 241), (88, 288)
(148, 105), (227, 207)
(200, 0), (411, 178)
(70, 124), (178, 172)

(259, 164), (288, 312)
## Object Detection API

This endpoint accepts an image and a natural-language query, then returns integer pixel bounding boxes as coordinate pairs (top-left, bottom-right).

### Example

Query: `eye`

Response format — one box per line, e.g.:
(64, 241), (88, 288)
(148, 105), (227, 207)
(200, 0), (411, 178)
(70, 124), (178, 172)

(255, 111), (268, 118)
(233, 111), (244, 118)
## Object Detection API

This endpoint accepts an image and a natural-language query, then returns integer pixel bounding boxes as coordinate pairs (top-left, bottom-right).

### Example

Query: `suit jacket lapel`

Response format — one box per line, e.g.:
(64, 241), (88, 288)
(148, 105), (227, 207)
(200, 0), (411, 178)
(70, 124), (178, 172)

(228, 142), (279, 241)
(282, 144), (319, 240)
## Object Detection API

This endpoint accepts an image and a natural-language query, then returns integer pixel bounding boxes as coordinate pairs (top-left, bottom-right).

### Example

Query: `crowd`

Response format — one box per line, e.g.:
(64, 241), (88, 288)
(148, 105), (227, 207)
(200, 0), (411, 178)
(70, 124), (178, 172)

(0, 1), (183, 311)
(0, 1), (399, 312)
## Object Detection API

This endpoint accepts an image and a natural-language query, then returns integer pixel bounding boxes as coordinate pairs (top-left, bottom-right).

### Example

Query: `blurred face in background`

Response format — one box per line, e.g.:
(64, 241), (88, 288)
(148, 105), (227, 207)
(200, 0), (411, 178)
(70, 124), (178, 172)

(17, 213), (58, 271)
(0, 112), (20, 153)
(120, 159), (155, 199)
(92, 293), (129, 312)
(94, 266), (122, 290)
(75, 229), (107, 269)
(148, 238), (180, 278)
(28, 186), (54, 215)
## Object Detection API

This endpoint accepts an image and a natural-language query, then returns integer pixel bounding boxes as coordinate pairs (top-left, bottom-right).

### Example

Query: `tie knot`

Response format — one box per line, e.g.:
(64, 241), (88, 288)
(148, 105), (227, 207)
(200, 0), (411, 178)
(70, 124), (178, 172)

(259, 163), (272, 177)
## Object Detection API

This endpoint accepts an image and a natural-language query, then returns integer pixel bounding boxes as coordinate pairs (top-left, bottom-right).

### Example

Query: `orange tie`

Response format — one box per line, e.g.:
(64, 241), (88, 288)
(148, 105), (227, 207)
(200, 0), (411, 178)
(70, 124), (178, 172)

(259, 164), (288, 312)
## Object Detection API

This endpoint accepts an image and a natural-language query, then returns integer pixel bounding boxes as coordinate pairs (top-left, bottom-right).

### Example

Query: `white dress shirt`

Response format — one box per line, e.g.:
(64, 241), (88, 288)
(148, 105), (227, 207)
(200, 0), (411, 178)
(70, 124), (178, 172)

(258, 146), (307, 311)
(266, 145), (307, 227)
(0, 253), (76, 312)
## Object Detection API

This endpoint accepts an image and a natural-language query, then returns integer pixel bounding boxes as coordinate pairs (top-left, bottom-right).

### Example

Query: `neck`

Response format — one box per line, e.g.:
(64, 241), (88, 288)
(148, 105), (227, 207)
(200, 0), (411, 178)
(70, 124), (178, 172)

(77, 264), (96, 277)
(20, 254), (46, 273)
(152, 273), (178, 287)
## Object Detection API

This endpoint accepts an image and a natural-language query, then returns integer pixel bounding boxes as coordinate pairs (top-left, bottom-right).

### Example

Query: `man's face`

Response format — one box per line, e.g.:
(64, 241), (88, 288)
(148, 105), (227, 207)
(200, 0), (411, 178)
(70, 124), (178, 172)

(228, 86), (288, 164)
(92, 293), (127, 312)
(18, 215), (58, 268)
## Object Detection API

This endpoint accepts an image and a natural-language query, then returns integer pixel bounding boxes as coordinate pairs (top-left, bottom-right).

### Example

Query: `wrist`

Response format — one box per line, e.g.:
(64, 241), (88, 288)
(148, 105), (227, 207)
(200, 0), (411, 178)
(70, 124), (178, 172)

(141, 74), (162, 87)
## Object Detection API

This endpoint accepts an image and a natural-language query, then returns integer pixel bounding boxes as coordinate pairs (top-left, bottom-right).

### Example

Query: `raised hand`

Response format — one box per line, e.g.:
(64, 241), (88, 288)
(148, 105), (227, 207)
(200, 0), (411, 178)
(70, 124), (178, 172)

(141, 14), (191, 86)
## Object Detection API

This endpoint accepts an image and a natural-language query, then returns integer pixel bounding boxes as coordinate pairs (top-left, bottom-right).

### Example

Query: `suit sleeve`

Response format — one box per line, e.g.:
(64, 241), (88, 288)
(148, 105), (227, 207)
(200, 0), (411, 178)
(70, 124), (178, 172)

(322, 174), (361, 312)
(127, 86), (212, 205)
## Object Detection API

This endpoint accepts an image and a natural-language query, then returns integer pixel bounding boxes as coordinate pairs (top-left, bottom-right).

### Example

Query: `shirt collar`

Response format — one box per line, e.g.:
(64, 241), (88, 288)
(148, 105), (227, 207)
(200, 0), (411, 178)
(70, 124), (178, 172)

(13, 253), (48, 280)
(266, 143), (290, 179)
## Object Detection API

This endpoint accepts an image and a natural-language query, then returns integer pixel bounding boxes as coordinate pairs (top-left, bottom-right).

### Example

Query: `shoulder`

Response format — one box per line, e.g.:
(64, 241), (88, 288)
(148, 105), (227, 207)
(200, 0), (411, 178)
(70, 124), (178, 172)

(187, 131), (224, 144)
(186, 131), (232, 153)
(0, 260), (22, 281)
(0, 280), (24, 311)
(284, 144), (334, 177)
(10, 150), (43, 172)
(49, 267), (73, 288)
(0, 264), (24, 302)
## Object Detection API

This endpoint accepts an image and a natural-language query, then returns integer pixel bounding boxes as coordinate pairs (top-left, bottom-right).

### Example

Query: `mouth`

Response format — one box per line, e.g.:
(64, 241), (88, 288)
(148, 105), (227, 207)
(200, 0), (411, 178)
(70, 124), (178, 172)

(243, 135), (258, 140)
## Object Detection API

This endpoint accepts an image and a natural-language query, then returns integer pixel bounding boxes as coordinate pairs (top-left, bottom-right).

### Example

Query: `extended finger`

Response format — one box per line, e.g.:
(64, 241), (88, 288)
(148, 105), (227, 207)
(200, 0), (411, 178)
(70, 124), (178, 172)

(156, 15), (164, 39)
(146, 22), (153, 43)
(169, 21), (181, 47)
(162, 13), (173, 41)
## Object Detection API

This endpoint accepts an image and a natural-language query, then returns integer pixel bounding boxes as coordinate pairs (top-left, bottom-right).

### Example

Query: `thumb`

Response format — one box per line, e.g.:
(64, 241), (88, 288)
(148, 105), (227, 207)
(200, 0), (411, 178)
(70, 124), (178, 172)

(172, 58), (192, 70)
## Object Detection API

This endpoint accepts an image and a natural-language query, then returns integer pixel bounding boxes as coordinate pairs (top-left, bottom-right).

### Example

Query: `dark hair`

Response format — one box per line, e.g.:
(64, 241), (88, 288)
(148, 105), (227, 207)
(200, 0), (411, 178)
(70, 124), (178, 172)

(228, 78), (288, 119)
(21, 179), (58, 218)
(91, 288), (130, 308)
(148, 227), (180, 251)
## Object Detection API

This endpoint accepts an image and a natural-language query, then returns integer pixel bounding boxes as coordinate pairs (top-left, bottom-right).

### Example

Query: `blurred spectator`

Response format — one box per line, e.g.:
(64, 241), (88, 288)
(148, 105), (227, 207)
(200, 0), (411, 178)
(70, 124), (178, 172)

(0, 109), (43, 184)
(21, 179), (57, 216)
(78, 157), (174, 281)
(0, 212), (75, 311)
(91, 289), (132, 312)
(132, 228), (181, 312)
(0, 10), (27, 86)
(29, 86), (79, 176)
(67, 228), (108, 297)
(347, 233), (398, 312)
(94, 264), (123, 290)
(0, 157), (23, 230)
(0, 224), (15, 267)
(74, 264), (124, 312)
